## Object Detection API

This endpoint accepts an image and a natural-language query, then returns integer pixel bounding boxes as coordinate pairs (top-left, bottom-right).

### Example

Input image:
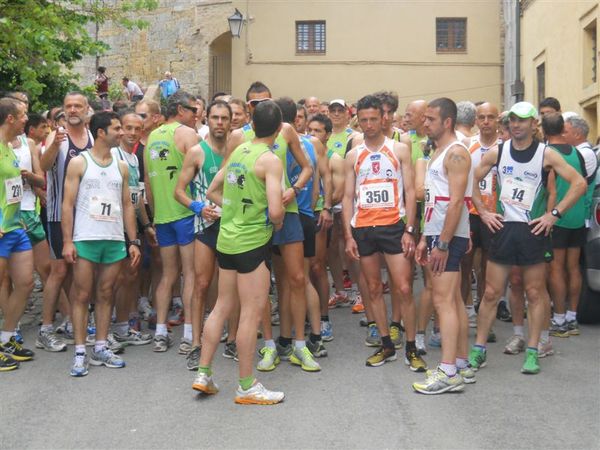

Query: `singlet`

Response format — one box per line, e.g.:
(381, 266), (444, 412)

(134, 141), (148, 205)
(0, 142), (24, 233)
(12, 135), (36, 211)
(216, 142), (272, 255)
(351, 137), (405, 228)
(423, 140), (472, 238)
(192, 140), (224, 232)
(495, 139), (547, 223)
(288, 136), (316, 218)
(549, 144), (587, 229)
(146, 122), (194, 224)
(242, 123), (298, 213)
(468, 136), (501, 215)
(46, 131), (93, 222)
(73, 152), (124, 242)
(408, 130), (427, 164)
(327, 127), (353, 158)
(576, 142), (598, 226)
(112, 146), (140, 209)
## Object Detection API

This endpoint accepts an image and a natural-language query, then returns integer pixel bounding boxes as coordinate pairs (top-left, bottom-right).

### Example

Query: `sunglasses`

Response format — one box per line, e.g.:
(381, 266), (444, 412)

(181, 104), (198, 114)
(137, 113), (148, 119)
(248, 98), (271, 107)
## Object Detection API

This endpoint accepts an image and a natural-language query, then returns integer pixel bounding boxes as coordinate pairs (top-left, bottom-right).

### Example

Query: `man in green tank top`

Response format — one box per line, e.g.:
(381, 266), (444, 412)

(0, 97), (35, 371)
(404, 100), (428, 164)
(144, 91), (201, 354)
(192, 100), (286, 405)
(175, 100), (231, 370)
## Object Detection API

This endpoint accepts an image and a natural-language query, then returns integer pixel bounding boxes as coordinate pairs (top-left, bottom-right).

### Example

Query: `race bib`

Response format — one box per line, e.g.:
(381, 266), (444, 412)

(138, 182), (148, 205)
(478, 172), (493, 196)
(359, 182), (394, 209)
(89, 196), (120, 222)
(5, 176), (23, 205)
(130, 186), (140, 206)
(499, 178), (535, 210)
(424, 184), (434, 209)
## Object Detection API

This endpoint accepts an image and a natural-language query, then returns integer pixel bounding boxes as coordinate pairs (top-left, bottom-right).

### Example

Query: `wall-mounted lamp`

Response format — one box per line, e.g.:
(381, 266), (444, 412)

(228, 8), (244, 38)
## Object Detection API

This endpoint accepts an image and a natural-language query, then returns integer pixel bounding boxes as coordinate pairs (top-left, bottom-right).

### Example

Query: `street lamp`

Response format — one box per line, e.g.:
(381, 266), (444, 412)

(228, 8), (244, 38)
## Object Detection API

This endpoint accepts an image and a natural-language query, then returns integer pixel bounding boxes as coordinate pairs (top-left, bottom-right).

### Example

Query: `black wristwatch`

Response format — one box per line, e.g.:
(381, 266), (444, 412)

(128, 239), (141, 247)
(406, 225), (416, 236)
(551, 208), (562, 219)
(436, 240), (449, 251)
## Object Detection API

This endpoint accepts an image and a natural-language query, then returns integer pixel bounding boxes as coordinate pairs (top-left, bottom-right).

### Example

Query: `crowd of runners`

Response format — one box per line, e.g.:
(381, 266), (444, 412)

(0, 83), (596, 404)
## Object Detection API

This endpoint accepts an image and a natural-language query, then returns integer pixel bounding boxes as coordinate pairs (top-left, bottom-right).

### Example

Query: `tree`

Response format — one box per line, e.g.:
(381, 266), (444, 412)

(0, 0), (158, 110)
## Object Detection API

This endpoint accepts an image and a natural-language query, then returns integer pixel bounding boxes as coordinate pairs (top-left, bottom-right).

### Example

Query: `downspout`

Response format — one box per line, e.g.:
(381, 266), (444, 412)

(515, 0), (523, 102)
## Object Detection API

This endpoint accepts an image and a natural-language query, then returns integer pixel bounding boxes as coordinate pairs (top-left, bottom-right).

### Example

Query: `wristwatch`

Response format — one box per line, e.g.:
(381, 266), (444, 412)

(128, 239), (141, 247)
(406, 225), (416, 236)
(292, 185), (302, 196)
(436, 240), (449, 251)
(551, 208), (562, 219)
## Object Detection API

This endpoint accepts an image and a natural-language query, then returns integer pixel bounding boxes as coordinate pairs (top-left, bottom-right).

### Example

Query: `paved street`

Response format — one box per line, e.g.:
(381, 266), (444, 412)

(4, 291), (600, 449)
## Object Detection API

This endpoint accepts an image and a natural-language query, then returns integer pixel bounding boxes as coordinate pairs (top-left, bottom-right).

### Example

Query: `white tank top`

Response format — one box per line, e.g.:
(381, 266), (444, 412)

(12, 135), (36, 211)
(423, 140), (472, 238)
(73, 152), (124, 242)
(496, 139), (547, 222)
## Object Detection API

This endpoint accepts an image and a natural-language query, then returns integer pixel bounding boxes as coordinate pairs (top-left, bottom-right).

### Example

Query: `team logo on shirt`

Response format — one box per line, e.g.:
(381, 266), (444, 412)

(524, 170), (538, 180)
(334, 142), (342, 148)
(372, 161), (380, 174)
(501, 165), (513, 175)
(226, 171), (237, 185)
(386, 169), (393, 178)
(370, 154), (381, 161)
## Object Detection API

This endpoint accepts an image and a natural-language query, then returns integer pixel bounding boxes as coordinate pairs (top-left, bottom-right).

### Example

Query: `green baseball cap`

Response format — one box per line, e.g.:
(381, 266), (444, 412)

(509, 102), (538, 119)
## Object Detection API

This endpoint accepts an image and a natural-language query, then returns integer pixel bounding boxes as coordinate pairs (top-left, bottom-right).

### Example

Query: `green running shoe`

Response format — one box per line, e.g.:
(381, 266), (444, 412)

(257, 346), (280, 372)
(290, 346), (321, 372)
(521, 348), (540, 374)
(468, 346), (487, 371)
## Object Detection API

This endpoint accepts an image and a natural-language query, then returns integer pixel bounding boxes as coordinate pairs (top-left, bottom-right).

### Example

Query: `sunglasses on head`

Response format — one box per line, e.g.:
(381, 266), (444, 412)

(248, 98), (271, 107)
(181, 104), (198, 114)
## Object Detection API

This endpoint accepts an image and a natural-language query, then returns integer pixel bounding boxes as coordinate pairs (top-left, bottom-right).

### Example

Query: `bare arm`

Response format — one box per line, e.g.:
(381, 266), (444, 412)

(174, 146), (203, 209)
(284, 123), (313, 191)
(61, 156), (84, 263)
(224, 128), (245, 162)
(143, 142), (155, 215)
(207, 167), (225, 207)
(40, 128), (67, 171)
(260, 153), (285, 227)
(342, 149), (359, 260)
(472, 146), (504, 232)
(23, 138), (45, 187)
(414, 158), (427, 201)
(119, 162), (142, 267)
(546, 170), (557, 210)
(396, 141), (417, 258)
(329, 154), (346, 205)
(313, 137), (332, 209)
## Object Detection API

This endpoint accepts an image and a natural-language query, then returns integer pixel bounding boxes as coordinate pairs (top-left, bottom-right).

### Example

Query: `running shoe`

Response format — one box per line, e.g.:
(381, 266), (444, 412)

(290, 346), (321, 372)
(222, 341), (239, 361)
(366, 346), (397, 367)
(178, 338), (193, 355)
(167, 306), (184, 327)
(306, 339), (327, 358)
(351, 293), (365, 314)
(220, 328), (229, 343)
(114, 329), (152, 346)
(404, 350), (427, 372)
(271, 312), (280, 326)
(70, 352), (89, 377)
(390, 324), (403, 349)
(415, 333), (427, 356)
(14, 325), (23, 344)
(359, 316), (368, 327)
(138, 298), (153, 321)
(36, 330), (67, 352)
(90, 347), (125, 368)
(55, 320), (68, 335)
(275, 341), (293, 361)
(412, 367), (465, 394)
(0, 337), (34, 361)
(328, 291), (350, 309)
(365, 324), (381, 347)
(428, 332), (441, 348)
(320, 320), (333, 342)
(538, 338), (554, 358)
(496, 301), (512, 322)
(192, 372), (219, 394)
(153, 334), (173, 352)
(550, 320), (570, 338)
(342, 270), (352, 290)
(257, 347), (280, 372)
(487, 329), (497, 343)
(187, 346), (201, 371)
(459, 365), (476, 384)
(468, 346), (487, 371)
(521, 348), (540, 374)
(566, 319), (580, 336)
(234, 381), (284, 405)
(504, 334), (525, 355)
(107, 333), (125, 354)
(128, 317), (141, 332)
(0, 353), (18, 372)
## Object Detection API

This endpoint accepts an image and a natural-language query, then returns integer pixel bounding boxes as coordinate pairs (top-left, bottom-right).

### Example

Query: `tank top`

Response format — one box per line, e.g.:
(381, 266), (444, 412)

(327, 127), (353, 158)
(46, 131), (93, 221)
(111, 146), (140, 209)
(351, 137), (405, 228)
(73, 152), (124, 242)
(192, 140), (224, 232)
(146, 122), (194, 224)
(12, 135), (36, 211)
(0, 142), (24, 233)
(496, 139), (547, 222)
(423, 140), (472, 238)
(468, 136), (500, 215)
(409, 130), (427, 164)
(216, 142), (272, 254)
(549, 144), (586, 229)
(288, 136), (316, 217)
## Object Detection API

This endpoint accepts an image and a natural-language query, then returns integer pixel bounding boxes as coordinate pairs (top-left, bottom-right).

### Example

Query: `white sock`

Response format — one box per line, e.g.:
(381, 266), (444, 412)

(264, 339), (276, 349)
(456, 357), (468, 369)
(66, 321), (74, 333)
(41, 324), (53, 333)
(439, 362), (457, 377)
(156, 324), (168, 336)
(172, 296), (183, 308)
(183, 324), (193, 341)
(94, 340), (106, 352)
(566, 310), (577, 322)
(553, 313), (566, 325)
(0, 330), (12, 344)
(115, 321), (129, 336)
(513, 325), (524, 337)
(75, 345), (86, 354)
(540, 330), (550, 342)
(294, 339), (306, 349)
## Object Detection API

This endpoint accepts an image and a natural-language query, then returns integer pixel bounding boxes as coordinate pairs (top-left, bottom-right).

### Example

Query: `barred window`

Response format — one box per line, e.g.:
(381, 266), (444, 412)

(296, 21), (326, 54)
(436, 18), (467, 53)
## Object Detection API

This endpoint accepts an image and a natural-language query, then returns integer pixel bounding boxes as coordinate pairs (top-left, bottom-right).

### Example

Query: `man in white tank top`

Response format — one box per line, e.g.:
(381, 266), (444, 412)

(61, 111), (141, 377)
(413, 98), (473, 394)
(469, 102), (586, 375)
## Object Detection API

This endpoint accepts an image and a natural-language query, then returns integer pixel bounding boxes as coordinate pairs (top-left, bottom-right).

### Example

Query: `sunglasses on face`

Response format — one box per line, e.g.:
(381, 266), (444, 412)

(181, 104), (198, 114)
(137, 112), (148, 119)
(248, 98), (271, 107)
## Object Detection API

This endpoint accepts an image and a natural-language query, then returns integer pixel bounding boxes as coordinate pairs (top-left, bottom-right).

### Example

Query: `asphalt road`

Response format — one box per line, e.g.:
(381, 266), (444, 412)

(3, 295), (599, 449)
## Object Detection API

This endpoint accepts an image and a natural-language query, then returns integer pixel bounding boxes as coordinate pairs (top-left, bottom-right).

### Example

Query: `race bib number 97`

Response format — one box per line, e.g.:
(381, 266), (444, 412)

(359, 182), (394, 209)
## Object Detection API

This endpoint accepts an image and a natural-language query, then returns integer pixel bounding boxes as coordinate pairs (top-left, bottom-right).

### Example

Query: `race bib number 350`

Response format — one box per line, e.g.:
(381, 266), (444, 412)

(89, 196), (120, 222)
(359, 182), (394, 209)
(499, 178), (535, 210)
(5, 176), (23, 205)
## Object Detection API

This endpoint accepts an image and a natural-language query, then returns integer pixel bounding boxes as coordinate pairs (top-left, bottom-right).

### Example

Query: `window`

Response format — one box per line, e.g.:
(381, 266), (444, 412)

(296, 21), (326, 54)
(537, 63), (546, 103)
(436, 18), (467, 53)
(584, 20), (597, 85)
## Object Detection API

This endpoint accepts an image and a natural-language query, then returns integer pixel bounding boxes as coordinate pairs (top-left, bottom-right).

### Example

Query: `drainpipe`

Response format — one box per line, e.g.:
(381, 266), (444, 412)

(513, 0), (524, 103)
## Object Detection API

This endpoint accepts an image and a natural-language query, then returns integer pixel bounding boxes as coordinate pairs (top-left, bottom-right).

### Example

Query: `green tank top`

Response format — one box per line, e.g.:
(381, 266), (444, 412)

(192, 140), (224, 232)
(146, 122), (194, 224)
(327, 128), (353, 158)
(0, 143), (24, 233)
(552, 145), (587, 229)
(217, 142), (272, 254)
(242, 123), (298, 213)
(409, 132), (427, 164)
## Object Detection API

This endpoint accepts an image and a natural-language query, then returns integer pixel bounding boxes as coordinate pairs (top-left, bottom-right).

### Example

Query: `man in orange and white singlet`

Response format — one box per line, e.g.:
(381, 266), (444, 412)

(342, 95), (426, 371)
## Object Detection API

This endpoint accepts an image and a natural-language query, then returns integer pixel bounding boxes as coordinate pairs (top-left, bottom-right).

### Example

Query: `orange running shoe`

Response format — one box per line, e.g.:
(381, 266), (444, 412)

(328, 291), (350, 309)
(351, 294), (365, 314)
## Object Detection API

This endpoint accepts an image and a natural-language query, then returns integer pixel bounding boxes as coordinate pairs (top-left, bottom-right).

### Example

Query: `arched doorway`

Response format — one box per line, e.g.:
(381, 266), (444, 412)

(209, 32), (232, 99)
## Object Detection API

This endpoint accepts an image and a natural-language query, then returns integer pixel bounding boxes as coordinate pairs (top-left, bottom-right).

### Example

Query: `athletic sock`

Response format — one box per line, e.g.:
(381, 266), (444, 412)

(309, 333), (321, 344)
(456, 357), (468, 369)
(156, 324), (168, 337)
(553, 313), (566, 325)
(390, 321), (402, 330)
(294, 339), (306, 349)
(513, 325), (525, 337)
(115, 321), (128, 336)
(320, 315), (329, 323)
(75, 345), (86, 354)
(416, 330), (425, 335)
(474, 344), (486, 352)
(540, 330), (550, 342)
(40, 324), (53, 333)
(565, 310), (577, 322)
(405, 340), (417, 353)
(66, 321), (74, 333)
(198, 365), (212, 376)
(0, 331), (12, 344)
(264, 339), (276, 350)
(94, 340), (106, 352)
(439, 362), (457, 377)
(278, 336), (292, 347)
(239, 376), (255, 391)
(172, 296), (183, 309)
(183, 324), (193, 341)
(527, 346), (538, 353)
(381, 335), (394, 349)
